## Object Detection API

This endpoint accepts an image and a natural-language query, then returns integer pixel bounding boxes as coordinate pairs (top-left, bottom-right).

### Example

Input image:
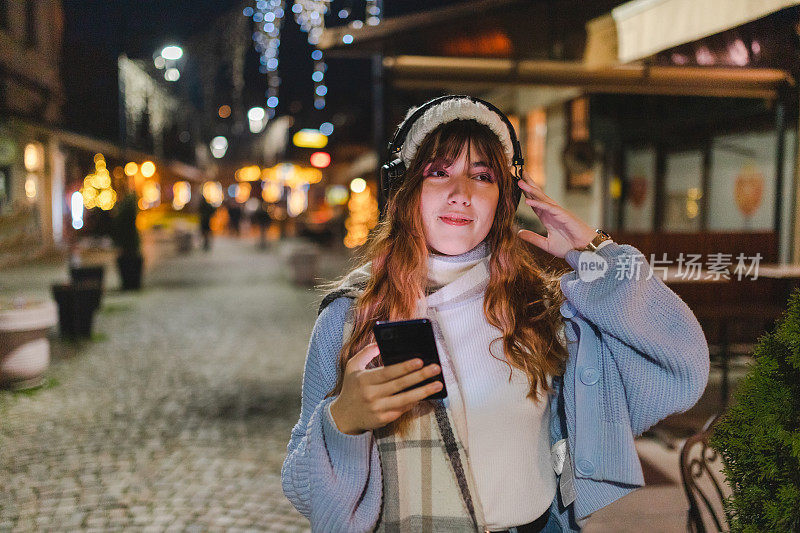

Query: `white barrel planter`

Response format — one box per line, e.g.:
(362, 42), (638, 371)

(0, 298), (58, 389)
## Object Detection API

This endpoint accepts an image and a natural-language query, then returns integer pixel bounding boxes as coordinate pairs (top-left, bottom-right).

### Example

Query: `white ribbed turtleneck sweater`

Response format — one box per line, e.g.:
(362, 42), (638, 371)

(425, 241), (556, 529)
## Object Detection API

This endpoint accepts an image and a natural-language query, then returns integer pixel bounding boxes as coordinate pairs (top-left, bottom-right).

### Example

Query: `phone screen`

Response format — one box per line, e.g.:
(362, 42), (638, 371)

(373, 319), (447, 400)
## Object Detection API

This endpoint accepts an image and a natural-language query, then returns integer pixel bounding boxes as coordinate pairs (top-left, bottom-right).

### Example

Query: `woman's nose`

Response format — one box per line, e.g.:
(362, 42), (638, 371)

(447, 178), (471, 206)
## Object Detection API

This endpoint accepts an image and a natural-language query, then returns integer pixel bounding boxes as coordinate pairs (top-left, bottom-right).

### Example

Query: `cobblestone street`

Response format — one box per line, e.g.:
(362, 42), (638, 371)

(1, 237), (351, 532)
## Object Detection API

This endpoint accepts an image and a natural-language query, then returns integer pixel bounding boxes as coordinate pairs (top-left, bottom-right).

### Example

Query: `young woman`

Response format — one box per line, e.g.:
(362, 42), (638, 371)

(282, 97), (709, 532)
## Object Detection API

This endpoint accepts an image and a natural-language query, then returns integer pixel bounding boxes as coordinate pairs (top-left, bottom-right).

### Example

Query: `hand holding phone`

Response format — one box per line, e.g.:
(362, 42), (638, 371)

(373, 319), (447, 400)
(329, 338), (444, 435)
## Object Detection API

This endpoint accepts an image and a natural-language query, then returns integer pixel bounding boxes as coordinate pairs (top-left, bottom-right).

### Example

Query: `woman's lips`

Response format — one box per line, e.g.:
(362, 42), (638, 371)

(439, 215), (472, 226)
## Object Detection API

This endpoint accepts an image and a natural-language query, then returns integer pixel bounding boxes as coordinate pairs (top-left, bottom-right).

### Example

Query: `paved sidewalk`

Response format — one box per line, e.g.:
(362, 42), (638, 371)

(1, 236), (352, 532)
(1, 235), (735, 532)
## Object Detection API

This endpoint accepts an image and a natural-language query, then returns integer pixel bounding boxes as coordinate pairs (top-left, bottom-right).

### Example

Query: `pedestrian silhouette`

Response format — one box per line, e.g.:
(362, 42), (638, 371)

(199, 196), (215, 251)
(254, 199), (272, 250)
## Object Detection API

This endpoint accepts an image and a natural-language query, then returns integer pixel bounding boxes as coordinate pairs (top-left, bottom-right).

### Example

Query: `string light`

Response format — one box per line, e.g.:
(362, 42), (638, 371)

(365, 0), (381, 26)
(247, 0), (286, 111)
(244, 1), (381, 109)
(79, 154), (117, 211)
(344, 182), (378, 248)
(293, 0), (331, 108)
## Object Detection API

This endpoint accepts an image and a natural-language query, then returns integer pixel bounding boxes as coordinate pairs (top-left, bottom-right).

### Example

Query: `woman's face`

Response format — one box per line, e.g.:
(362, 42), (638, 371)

(419, 143), (500, 255)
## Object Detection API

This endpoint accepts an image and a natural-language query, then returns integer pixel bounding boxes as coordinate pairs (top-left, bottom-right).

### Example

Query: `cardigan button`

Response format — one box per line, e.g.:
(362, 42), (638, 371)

(559, 302), (577, 319)
(576, 459), (595, 476)
(580, 367), (600, 386)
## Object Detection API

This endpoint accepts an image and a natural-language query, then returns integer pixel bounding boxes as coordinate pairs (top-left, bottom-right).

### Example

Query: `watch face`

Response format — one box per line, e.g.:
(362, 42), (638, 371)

(596, 229), (611, 239)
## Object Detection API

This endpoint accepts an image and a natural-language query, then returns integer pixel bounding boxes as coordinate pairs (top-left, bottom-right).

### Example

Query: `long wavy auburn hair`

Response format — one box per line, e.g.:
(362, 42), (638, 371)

(326, 118), (569, 437)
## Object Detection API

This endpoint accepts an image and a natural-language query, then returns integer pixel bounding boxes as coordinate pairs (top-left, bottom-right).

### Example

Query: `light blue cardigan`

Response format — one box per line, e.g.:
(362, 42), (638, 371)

(282, 242), (710, 531)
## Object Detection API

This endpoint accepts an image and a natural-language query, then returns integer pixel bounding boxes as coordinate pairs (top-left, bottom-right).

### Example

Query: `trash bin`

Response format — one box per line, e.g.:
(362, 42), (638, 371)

(175, 230), (193, 254)
(0, 297), (58, 389)
(288, 244), (320, 286)
(69, 264), (104, 310)
(51, 282), (102, 338)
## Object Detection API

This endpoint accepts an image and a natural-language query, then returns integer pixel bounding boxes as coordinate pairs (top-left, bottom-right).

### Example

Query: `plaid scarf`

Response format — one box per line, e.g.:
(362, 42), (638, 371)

(320, 260), (490, 532)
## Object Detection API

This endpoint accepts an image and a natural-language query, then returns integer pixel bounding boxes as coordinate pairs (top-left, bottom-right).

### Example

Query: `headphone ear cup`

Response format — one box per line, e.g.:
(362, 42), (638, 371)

(512, 166), (523, 206)
(380, 158), (406, 199)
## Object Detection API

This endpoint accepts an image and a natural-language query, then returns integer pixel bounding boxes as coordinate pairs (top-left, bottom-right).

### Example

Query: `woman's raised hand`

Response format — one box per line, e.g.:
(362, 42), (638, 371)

(329, 343), (443, 435)
(515, 170), (598, 259)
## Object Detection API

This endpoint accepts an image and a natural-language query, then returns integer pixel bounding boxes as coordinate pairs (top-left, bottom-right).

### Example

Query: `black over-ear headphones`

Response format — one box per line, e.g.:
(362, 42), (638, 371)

(379, 95), (525, 213)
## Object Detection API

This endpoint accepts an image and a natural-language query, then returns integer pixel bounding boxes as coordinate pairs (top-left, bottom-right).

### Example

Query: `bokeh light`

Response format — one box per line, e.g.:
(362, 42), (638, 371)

(202, 181), (224, 207)
(172, 181), (191, 210)
(141, 161), (156, 178)
(350, 178), (366, 194)
(161, 45), (183, 60)
(310, 151), (330, 169)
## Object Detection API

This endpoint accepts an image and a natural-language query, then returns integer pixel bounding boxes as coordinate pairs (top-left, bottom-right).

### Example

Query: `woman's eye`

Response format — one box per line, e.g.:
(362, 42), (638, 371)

(427, 170), (447, 178)
(474, 173), (494, 182)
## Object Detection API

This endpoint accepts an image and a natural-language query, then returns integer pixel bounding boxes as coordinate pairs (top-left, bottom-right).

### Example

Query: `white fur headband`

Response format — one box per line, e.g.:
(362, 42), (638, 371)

(398, 97), (515, 167)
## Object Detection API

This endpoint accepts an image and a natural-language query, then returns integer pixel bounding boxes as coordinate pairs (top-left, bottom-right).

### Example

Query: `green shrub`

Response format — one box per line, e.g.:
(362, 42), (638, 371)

(710, 288), (800, 532)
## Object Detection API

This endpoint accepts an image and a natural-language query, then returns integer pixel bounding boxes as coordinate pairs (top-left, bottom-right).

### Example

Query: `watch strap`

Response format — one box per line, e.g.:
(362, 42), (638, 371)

(583, 229), (612, 252)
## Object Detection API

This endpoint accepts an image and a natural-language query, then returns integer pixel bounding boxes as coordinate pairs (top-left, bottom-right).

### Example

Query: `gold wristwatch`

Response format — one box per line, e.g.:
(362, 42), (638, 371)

(582, 229), (612, 252)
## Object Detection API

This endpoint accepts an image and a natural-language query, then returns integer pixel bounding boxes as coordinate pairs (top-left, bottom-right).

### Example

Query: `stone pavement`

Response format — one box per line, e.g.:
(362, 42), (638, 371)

(1, 235), (353, 532)
(0, 234), (737, 532)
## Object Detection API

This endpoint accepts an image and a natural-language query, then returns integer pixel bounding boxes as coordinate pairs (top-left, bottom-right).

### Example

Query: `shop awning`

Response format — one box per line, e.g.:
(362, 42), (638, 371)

(586, 0), (800, 65)
(21, 121), (207, 183)
(383, 55), (793, 99)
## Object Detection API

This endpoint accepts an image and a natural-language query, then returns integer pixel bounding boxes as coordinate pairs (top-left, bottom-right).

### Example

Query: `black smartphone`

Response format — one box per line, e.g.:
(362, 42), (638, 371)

(373, 318), (447, 400)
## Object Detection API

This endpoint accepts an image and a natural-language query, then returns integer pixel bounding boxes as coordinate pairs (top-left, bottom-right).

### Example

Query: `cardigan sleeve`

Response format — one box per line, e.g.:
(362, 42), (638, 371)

(281, 297), (383, 532)
(559, 242), (710, 435)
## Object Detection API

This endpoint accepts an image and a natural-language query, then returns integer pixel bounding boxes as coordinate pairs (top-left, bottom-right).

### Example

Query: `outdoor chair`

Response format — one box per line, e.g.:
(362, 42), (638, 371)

(679, 415), (730, 532)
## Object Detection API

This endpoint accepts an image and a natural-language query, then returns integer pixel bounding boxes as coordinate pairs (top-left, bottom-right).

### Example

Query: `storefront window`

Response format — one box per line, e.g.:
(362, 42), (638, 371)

(662, 150), (704, 232)
(709, 131), (776, 231)
(622, 147), (655, 231)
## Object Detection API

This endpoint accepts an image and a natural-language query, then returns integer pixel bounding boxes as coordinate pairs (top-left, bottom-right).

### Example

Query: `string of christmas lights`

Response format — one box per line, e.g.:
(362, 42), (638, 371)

(244, 0), (286, 118)
(243, 1), (383, 114)
(292, 0), (330, 110)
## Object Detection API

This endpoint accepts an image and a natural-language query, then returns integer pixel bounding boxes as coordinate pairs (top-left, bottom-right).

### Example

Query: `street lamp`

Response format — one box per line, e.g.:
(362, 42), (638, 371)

(161, 45), (183, 61)
(154, 45), (183, 82)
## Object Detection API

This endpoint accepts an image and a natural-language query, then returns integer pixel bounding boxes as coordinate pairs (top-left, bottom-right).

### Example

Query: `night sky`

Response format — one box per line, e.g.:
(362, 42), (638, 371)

(60, 0), (470, 149)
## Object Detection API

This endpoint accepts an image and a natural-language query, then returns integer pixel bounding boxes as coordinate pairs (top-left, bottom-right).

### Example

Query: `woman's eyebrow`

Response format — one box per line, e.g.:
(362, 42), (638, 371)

(470, 161), (490, 169)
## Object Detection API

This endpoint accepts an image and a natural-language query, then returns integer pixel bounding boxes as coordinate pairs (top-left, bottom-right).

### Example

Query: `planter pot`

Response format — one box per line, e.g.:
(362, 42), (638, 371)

(0, 298), (58, 389)
(116, 253), (143, 290)
(69, 265), (104, 309)
(51, 283), (101, 338)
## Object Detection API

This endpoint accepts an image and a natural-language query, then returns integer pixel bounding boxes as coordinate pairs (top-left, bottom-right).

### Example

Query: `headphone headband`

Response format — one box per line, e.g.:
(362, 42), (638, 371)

(380, 95), (524, 214)
(387, 95), (523, 167)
